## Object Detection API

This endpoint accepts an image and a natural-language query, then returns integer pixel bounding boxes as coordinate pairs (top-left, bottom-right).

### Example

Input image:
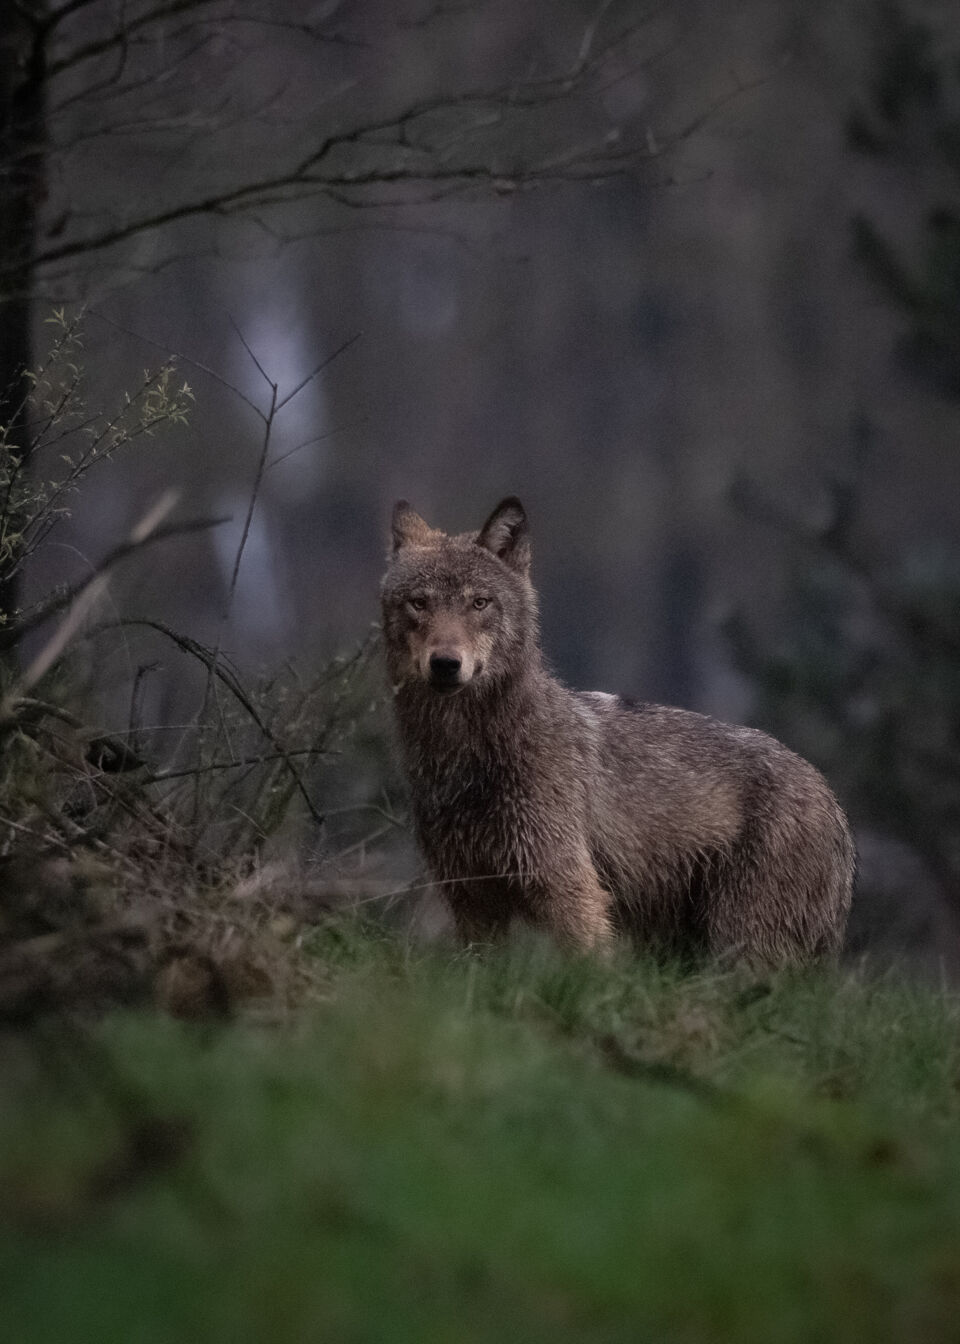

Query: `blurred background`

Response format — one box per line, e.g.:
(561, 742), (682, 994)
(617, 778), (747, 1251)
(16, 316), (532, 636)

(3, 0), (959, 964)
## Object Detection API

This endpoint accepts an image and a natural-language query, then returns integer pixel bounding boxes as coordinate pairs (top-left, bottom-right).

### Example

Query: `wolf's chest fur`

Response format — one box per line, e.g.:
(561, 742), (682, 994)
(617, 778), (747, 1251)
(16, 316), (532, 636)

(404, 719), (547, 877)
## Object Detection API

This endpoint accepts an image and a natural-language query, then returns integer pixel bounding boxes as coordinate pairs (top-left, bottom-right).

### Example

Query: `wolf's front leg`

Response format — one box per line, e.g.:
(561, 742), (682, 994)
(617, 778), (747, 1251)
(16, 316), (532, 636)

(530, 859), (615, 956)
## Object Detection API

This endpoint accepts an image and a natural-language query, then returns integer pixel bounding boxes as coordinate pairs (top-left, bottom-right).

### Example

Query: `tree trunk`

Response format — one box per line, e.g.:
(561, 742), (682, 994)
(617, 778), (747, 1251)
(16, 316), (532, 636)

(0, 11), (45, 630)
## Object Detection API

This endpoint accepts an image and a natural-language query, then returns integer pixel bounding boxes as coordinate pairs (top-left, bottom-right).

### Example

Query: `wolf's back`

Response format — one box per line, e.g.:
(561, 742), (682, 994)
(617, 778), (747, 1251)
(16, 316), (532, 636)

(575, 691), (854, 958)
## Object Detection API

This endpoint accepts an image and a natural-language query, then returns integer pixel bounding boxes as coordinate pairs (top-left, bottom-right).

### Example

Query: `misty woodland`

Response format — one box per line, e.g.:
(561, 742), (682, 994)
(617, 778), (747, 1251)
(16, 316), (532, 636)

(2, 2), (960, 1341)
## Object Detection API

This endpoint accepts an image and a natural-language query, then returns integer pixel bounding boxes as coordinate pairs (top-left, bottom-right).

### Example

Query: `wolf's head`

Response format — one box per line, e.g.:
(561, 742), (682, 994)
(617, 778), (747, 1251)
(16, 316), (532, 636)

(380, 496), (539, 695)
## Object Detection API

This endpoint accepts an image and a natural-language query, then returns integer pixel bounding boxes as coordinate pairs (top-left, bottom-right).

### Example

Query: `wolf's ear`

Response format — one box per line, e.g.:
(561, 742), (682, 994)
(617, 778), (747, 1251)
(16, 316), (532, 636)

(476, 497), (530, 572)
(391, 500), (434, 554)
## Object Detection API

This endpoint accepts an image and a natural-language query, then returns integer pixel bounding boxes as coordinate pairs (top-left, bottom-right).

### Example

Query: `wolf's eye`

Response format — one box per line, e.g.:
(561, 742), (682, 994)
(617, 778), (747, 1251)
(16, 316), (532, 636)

(408, 597), (427, 613)
(472, 597), (490, 611)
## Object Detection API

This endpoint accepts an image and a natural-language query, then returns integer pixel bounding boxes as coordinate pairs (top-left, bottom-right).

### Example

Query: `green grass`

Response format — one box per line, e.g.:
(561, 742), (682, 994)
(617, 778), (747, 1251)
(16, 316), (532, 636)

(3, 925), (960, 1343)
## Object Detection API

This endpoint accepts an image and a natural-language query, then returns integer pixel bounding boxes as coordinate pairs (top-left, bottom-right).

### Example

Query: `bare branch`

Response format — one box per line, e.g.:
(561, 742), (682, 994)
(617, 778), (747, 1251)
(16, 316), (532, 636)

(226, 312), (273, 392)
(45, 1), (226, 79)
(18, 4), (711, 283)
(88, 309), (266, 420)
(0, 509), (230, 654)
(146, 747), (332, 783)
(95, 616), (326, 826)
(275, 330), (361, 413)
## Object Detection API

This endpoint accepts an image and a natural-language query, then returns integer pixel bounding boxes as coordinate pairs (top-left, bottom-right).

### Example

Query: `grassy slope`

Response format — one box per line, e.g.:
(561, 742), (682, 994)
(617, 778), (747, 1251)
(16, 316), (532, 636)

(2, 926), (960, 1344)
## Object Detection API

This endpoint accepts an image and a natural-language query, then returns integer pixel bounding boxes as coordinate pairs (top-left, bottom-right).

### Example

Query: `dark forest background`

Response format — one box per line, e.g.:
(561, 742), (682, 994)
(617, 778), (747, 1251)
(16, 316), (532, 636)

(2, 0), (960, 967)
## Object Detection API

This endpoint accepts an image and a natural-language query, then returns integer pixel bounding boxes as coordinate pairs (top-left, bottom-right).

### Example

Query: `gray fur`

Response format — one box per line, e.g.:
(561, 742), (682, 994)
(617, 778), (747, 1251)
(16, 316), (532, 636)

(381, 497), (855, 963)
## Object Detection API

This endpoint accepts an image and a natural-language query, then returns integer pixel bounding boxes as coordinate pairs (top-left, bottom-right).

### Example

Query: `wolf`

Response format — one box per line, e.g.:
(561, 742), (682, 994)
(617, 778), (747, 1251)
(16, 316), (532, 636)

(381, 496), (855, 963)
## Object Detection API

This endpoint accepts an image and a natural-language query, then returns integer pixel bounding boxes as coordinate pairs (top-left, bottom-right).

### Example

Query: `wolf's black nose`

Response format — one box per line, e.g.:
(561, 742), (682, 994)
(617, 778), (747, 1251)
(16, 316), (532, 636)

(429, 653), (462, 684)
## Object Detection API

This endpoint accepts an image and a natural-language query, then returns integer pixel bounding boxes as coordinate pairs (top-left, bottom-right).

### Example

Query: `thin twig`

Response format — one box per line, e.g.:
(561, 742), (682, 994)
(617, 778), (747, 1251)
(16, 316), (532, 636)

(147, 747), (332, 783)
(96, 617), (325, 827)
(275, 331), (361, 413)
(0, 494), (182, 726)
(0, 510), (230, 652)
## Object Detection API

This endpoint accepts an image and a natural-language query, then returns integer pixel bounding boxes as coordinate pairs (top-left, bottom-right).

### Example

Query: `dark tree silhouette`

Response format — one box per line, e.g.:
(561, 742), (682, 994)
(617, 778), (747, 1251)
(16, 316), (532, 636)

(848, 1), (960, 396)
(1, 0), (740, 626)
(727, 5), (960, 928)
